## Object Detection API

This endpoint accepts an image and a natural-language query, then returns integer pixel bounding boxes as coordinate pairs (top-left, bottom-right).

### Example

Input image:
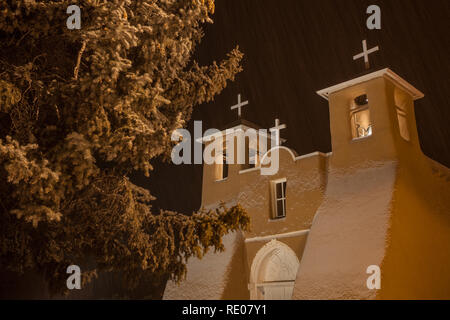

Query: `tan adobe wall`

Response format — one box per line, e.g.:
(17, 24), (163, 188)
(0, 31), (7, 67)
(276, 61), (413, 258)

(378, 82), (450, 299)
(294, 76), (450, 300)
(237, 149), (328, 238)
(294, 77), (403, 299)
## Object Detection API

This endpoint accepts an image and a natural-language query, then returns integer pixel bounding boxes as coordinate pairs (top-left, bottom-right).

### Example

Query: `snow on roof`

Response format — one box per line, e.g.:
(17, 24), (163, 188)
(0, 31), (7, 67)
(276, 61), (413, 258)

(316, 68), (425, 101)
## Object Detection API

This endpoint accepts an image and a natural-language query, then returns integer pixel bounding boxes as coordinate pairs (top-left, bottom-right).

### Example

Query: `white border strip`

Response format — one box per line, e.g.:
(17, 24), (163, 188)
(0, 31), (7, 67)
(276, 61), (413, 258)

(245, 229), (310, 243)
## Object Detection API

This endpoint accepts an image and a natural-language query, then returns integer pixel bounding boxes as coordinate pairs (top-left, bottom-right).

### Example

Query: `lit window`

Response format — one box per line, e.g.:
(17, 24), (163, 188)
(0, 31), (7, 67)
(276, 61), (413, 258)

(271, 179), (287, 219)
(350, 94), (372, 140)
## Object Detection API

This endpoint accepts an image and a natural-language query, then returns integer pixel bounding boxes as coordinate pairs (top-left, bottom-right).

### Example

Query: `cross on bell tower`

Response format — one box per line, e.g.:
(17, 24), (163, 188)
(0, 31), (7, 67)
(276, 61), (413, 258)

(353, 39), (379, 69)
(270, 118), (287, 146)
(230, 94), (249, 119)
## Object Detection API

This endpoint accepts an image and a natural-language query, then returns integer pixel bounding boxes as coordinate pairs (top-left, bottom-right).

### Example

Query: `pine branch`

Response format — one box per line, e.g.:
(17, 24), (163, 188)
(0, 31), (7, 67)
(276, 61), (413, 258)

(73, 40), (87, 80)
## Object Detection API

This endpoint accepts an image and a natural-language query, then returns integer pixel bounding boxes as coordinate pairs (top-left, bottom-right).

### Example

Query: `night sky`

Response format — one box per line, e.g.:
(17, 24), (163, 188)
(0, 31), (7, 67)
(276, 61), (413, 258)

(143, 0), (450, 213)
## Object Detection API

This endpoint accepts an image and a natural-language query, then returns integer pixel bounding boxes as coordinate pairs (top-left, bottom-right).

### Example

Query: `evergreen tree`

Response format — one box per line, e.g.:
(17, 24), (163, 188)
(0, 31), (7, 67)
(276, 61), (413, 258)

(0, 0), (249, 294)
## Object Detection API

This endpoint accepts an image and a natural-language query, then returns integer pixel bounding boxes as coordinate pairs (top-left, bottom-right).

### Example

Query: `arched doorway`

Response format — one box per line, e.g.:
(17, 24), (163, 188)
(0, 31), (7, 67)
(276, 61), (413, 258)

(249, 240), (300, 300)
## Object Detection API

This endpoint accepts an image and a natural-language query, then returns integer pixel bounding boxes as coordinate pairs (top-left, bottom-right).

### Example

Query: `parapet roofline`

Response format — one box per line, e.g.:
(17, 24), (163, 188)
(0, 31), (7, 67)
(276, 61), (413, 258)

(220, 118), (263, 131)
(316, 68), (425, 101)
(196, 124), (287, 144)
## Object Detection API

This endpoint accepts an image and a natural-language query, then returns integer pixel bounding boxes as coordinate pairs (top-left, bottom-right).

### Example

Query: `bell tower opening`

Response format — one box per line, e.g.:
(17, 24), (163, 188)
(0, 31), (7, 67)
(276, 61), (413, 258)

(215, 147), (229, 181)
(350, 94), (372, 140)
(394, 87), (411, 142)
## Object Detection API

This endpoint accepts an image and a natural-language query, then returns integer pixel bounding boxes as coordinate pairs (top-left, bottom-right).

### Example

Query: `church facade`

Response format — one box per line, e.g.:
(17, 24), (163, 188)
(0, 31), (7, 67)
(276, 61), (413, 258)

(163, 67), (450, 300)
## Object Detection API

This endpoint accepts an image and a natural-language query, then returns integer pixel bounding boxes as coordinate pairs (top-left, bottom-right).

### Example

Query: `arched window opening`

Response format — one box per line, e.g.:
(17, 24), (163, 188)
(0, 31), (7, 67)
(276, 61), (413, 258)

(350, 94), (372, 140)
(215, 148), (228, 181)
(394, 88), (411, 142)
(249, 240), (300, 300)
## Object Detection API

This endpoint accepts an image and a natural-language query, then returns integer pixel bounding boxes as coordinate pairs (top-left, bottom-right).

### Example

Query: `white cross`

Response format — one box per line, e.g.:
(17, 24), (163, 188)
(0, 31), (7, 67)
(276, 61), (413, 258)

(230, 94), (249, 118)
(353, 40), (379, 69)
(270, 119), (287, 146)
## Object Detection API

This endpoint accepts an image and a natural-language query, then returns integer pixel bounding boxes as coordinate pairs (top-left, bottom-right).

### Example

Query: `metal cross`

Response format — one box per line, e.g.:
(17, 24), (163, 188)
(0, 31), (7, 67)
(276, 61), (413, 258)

(270, 119), (287, 146)
(230, 94), (249, 119)
(353, 39), (379, 69)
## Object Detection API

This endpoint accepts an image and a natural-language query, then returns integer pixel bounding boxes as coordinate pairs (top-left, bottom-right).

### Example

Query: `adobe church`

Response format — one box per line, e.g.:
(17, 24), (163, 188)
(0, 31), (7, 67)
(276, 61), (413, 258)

(164, 41), (450, 300)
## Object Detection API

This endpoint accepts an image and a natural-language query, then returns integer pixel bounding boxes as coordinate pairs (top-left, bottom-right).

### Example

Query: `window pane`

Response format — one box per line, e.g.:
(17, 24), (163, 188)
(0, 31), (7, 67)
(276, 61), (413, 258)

(276, 183), (282, 199)
(276, 200), (284, 218)
(282, 182), (287, 198)
(223, 162), (228, 179)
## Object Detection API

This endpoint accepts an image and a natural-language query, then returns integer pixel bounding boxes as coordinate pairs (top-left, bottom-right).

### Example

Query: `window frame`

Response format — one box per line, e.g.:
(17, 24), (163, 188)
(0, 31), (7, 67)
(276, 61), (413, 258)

(271, 178), (287, 219)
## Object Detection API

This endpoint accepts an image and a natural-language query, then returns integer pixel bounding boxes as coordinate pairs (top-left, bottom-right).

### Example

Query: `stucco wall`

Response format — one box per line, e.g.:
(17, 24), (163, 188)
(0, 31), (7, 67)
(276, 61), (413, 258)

(163, 232), (245, 300)
(238, 149), (328, 238)
(169, 134), (328, 299)
(167, 74), (450, 300)
(378, 84), (450, 299)
(293, 162), (397, 299)
(294, 77), (402, 299)
(294, 76), (450, 300)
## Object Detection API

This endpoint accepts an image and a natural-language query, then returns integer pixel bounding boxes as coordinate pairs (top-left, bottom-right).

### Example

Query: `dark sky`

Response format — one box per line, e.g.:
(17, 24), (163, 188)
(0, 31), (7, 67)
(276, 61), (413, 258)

(143, 0), (450, 213)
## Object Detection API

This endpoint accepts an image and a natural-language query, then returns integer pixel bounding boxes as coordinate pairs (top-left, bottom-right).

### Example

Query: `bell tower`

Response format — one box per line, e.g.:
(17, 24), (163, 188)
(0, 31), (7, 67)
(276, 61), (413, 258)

(293, 40), (429, 300)
(199, 94), (267, 209)
(316, 68), (424, 169)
